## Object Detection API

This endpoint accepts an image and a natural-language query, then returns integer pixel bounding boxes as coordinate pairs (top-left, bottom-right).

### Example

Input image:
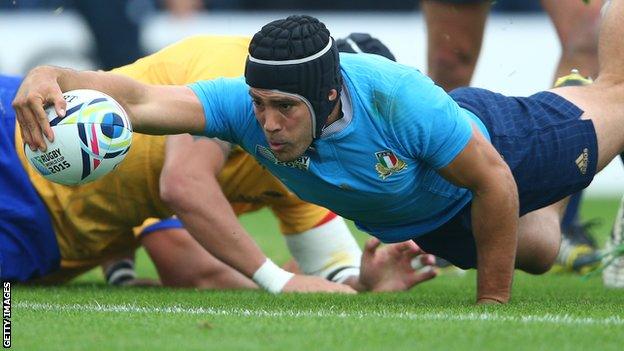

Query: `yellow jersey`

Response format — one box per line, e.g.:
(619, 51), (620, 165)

(15, 36), (330, 274)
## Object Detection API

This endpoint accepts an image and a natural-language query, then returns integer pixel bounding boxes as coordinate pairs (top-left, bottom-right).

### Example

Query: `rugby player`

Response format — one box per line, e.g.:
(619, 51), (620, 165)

(0, 35), (437, 293)
(19, 3), (624, 303)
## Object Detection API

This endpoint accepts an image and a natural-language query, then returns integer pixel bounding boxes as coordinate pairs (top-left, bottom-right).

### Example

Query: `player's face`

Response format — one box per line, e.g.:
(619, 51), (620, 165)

(250, 88), (313, 161)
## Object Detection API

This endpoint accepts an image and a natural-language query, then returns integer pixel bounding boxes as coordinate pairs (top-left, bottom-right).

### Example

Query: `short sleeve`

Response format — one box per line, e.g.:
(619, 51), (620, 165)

(386, 71), (473, 169)
(188, 77), (254, 143)
(272, 197), (331, 235)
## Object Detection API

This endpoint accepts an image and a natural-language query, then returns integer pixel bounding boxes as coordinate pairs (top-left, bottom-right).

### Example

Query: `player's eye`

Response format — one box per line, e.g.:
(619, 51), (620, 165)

(279, 103), (293, 111)
(252, 99), (263, 108)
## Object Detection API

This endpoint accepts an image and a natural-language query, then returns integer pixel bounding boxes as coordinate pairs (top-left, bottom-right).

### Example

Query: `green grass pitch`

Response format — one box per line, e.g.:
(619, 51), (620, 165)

(10, 197), (624, 350)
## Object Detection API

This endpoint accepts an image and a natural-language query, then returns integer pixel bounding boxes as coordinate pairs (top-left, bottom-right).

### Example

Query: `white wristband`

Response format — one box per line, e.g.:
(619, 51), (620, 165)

(252, 258), (295, 293)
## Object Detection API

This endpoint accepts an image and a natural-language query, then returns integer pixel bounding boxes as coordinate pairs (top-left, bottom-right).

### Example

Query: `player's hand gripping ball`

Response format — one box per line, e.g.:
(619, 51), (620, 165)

(24, 89), (133, 185)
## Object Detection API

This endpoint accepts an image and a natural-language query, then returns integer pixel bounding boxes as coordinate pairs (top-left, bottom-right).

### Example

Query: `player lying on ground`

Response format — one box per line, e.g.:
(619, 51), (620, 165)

(18, 3), (624, 303)
(0, 35), (437, 292)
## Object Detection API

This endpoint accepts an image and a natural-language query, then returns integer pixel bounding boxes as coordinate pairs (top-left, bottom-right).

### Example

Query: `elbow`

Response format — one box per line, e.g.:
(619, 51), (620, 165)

(159, 170), (197, 214)
(493, 161), (518, 199)
(480, 160), (517, 194)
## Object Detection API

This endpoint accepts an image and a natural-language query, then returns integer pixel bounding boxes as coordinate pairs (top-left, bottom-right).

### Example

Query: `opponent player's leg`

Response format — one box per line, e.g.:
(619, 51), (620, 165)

(420, 0), (491, 91)
(550, 71), (601, 272)
(541, 0), (601, 81)
(603, 193), (624, 288)
(139, 220), (256, 289)
(549, 0), (624, 173)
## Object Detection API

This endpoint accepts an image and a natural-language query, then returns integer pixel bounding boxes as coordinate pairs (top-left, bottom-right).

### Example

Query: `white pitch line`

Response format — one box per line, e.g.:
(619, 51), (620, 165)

(14, 301), (624, 326)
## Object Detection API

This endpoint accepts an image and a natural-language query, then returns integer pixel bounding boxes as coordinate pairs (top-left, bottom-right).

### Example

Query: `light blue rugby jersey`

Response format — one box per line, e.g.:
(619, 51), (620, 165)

(189, 53), (490, 242)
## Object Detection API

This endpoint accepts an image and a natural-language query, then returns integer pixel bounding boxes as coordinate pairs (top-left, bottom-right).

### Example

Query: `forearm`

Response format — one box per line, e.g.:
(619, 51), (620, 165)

(160, 135), (266, 278)
(471, 177), (519, 303)
(37, 65), (204, 135)
(168, 179), (268, 278)
(36, 65), (148, 110)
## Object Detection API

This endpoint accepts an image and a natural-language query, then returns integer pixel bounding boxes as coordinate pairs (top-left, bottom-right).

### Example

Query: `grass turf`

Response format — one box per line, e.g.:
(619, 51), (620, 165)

(10, 197), (624, 350)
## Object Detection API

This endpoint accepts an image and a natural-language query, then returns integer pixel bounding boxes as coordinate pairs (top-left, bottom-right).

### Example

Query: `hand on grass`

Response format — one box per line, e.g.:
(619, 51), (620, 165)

(358, 238), (437, 292)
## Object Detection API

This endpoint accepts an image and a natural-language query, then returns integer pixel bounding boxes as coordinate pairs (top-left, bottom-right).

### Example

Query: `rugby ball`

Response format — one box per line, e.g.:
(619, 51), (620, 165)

(24, 89), (133, 185)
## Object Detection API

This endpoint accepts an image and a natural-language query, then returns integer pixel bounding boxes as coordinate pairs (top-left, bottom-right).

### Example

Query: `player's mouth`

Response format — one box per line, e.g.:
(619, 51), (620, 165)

(269, 141), (287, 152)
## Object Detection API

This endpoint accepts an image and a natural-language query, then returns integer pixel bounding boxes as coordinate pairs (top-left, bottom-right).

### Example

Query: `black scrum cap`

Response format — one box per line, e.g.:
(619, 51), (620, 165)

(335, 33), (396, 62)
(245, 15), (341, 139)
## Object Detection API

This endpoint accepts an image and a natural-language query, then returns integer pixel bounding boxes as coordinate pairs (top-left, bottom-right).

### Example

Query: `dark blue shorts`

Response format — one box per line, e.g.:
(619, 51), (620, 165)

(413, 88), (598, 269)
(0, 75), (60, 281)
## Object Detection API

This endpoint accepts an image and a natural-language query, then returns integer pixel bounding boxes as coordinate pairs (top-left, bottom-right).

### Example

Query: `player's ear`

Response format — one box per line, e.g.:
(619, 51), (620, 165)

(327, 89), (338, 101)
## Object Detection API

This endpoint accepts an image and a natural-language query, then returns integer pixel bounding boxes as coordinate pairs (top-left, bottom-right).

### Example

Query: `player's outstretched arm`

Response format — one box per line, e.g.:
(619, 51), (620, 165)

(12, 65), (205, 152)
(438, 127), (519, 304)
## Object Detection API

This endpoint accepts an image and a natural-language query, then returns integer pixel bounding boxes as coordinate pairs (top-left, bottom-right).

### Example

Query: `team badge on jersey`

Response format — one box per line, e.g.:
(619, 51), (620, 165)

(256, 145), (310, 171)
(375, 150), (407, 180)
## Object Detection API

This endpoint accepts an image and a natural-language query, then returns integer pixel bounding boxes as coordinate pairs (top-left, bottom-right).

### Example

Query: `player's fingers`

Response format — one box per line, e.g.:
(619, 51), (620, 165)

(419, 254), (436, 267)
(22, 128), (36, 152)
(400, 241), (425, 257)
(391, 242), (424, 261)
(395, 240), (419, 253)
(52, 93), (66, 118)
(20, 103), (45, 151)
(14, 110), (33, 150)
(410, 254), (435, 270)
(364, 237), (381, 254)
(411, 266), (438, 285)
(384, 241), (417, 258)
(25, 94), (48, 151)
(12, 99), (33, 150)
(35, 94), (58, 143)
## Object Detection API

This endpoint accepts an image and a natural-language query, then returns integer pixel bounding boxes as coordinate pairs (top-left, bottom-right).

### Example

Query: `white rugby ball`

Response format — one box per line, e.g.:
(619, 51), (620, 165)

(24, 89), (133, 185)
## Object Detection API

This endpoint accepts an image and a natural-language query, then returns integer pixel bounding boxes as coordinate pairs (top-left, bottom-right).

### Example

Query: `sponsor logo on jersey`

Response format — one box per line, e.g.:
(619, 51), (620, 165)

(575, 148), (589, 175)
(256, 145), (310, 171)
(375, 150), (407, 180)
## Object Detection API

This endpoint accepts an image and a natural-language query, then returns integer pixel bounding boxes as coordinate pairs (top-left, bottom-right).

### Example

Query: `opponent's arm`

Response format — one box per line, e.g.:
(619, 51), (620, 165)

(12, 65), (205, 151)
(159, 134), (267, 278)
(160, 134), (355, 293)
(438, 127), (519, 304)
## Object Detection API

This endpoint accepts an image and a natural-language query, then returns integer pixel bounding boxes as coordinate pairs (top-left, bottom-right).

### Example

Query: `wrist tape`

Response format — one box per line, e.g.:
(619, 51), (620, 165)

(252, 258), (294, 293)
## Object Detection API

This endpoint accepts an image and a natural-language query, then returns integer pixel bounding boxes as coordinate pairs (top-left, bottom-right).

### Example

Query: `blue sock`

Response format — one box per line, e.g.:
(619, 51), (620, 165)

(561, 192), (583, 231)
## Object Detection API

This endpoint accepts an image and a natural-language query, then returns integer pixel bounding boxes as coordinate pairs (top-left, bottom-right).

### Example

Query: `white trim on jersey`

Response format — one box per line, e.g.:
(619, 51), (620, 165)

(321, 84), (353, 137)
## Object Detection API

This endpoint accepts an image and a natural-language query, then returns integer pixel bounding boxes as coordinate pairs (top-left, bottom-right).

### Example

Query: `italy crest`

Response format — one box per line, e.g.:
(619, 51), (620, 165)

(375, 150), (407, 180)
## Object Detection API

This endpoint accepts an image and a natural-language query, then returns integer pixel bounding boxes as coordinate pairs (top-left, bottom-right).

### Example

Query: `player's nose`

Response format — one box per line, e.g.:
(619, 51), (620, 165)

(262, 108), (282, 133)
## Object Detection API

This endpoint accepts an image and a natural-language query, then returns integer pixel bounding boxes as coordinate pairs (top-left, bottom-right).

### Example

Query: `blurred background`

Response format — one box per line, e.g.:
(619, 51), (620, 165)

(1, 0), (621, 196)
